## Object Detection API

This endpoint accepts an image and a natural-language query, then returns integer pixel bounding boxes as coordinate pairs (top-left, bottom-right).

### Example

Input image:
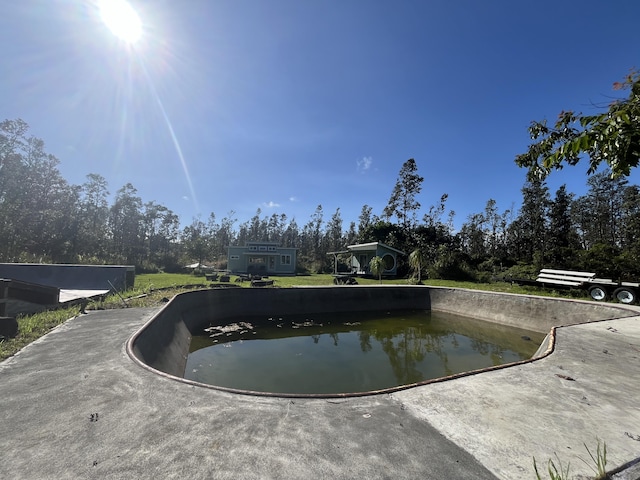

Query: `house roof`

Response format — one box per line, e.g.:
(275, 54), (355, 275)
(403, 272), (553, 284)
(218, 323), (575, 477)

(346, 242), (406, 255)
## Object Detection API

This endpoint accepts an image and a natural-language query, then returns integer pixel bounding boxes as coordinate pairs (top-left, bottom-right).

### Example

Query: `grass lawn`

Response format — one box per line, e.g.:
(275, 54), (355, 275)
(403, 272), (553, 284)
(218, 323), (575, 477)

(1, 272), (589, 362)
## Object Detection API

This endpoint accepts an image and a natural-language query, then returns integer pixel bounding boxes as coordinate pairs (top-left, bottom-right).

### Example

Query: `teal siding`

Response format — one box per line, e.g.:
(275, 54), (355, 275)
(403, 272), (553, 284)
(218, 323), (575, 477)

(227, 243), (297, 275)
(347, 242), (404, 276)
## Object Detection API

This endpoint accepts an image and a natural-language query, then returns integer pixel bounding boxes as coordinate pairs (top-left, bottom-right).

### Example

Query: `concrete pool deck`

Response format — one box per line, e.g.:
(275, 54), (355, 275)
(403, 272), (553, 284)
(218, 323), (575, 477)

(1, 303), (640, 479)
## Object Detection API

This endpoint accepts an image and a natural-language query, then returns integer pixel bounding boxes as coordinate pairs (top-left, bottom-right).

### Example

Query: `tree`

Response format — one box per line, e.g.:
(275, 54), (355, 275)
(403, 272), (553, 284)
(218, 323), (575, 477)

(572, 172), (628, 249)
(516, 70), (640, 179)
(324, 208), (344, 253)
(357, 204), (373, 242)
(0, 120), (79, 262)
(383, 158), (424, 229)
(408, 248), (424, 283)
(181, 217), (211, 267)
(345, 221), (357, 246)
(78, 173), (110, 260)
(109, 184), (144, 265)
(507, 179), (550, 268)
(369, 256), (384, 283)
(547, 185), (580, 267)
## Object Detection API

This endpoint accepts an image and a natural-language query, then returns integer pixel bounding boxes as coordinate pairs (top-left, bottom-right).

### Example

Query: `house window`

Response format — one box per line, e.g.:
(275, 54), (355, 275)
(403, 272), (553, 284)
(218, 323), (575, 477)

(249, 245), (257, 251)
(268, 246), (277, 252)
(281, 255), (291, 265)
(249, 257), (264, 264)
(230, 255), (239, 260)
(382, 253), (395, 271)
(258, 246), (267, 251)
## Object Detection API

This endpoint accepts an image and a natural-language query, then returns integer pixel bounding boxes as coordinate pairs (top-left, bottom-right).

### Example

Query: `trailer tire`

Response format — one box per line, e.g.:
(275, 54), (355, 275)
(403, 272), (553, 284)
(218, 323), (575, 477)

(588, 285), (608, 301)
(613, 287), (637, 305)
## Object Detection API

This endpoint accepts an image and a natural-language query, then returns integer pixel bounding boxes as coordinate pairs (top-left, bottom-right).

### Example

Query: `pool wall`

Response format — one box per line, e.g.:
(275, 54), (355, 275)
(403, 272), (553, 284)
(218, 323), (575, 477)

(128, 286), (638, 379)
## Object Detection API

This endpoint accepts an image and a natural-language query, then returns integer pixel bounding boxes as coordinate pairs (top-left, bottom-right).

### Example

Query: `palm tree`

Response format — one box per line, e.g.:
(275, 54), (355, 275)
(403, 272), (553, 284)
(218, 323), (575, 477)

(369, 256), (385, 284)
(409, 248), (424, 284)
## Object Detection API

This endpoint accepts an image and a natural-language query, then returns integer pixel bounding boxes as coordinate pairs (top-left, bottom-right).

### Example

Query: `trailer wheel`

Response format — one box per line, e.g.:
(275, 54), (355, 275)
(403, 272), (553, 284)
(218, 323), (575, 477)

(613, 287), (637, 305)
(588, 285), (608, 301)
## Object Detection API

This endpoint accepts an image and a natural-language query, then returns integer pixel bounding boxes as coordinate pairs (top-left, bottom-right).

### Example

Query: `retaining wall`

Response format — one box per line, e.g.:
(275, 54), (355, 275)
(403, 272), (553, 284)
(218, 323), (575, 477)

(0, 263), (135, 291)
(128, 286), (639, 379)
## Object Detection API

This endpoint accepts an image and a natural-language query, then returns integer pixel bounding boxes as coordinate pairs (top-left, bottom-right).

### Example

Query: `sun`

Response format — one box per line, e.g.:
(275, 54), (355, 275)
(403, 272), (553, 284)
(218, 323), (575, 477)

(99, 0), (142, 44)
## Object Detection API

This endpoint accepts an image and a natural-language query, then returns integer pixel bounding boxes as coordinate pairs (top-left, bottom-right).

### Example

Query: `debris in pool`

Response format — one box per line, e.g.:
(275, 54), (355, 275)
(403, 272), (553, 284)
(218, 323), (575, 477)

(205, 322), (254, 337)
(521, 335), (531, 341)
(291, 320), (319, 328)
(343, 322), (361, 326)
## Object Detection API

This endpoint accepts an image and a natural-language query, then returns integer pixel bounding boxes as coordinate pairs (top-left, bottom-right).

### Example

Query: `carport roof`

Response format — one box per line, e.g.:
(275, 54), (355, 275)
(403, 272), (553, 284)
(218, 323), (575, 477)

(347, 242), (405, 255)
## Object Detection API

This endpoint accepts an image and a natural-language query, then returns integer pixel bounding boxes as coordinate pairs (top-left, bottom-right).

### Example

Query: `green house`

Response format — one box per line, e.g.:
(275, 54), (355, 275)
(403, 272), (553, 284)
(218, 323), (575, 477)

(347, 242), (405, 276)
(227, 242), (297, 275)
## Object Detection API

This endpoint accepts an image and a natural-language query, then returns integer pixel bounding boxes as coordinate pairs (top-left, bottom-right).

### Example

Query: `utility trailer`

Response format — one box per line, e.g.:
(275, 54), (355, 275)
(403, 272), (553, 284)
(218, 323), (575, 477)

(511, 268), (640, 305)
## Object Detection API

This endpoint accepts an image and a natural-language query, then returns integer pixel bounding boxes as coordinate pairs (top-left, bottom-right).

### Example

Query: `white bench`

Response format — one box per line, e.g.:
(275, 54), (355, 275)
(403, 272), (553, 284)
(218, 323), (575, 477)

(536, 269), (596, 287)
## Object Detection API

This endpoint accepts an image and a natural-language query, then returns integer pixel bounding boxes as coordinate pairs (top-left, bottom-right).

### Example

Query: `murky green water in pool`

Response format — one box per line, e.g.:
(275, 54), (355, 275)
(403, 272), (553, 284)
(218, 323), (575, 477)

(186, 310), (545, 395)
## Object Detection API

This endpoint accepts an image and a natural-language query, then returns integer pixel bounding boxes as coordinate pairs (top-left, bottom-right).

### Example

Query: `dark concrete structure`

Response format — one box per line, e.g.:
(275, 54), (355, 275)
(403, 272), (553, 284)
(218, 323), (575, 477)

(0, 263), (135, 291)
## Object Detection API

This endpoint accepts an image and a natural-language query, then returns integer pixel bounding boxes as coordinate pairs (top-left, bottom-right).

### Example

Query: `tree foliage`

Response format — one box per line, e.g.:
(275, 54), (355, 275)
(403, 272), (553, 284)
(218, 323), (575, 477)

(516, 70), (640, 179)
(369, 256), (385, 283)
(383, 158), (424, 229)
(3, 118), (640, 280)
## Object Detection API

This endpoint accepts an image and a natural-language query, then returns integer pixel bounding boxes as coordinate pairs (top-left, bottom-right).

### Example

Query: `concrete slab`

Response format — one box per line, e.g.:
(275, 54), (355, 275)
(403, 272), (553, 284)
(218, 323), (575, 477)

(0, 308), (496, 480)
(59, 289), (110, 303)
(394, 314), (640, 479)
(1, 305), (639, 479)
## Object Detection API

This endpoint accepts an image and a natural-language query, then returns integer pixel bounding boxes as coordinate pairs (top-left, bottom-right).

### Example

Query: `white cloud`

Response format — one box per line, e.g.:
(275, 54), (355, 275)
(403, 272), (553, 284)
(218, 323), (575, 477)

(262, 201), (281, 208)
(289, 196), (298, 202)
(357, 156), (373, 173)
(182, 196), (189, 201)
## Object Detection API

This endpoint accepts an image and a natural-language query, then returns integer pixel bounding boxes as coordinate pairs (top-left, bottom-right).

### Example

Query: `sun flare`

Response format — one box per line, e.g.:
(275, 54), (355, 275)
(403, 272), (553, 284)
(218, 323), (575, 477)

(99, 0), (142, 44)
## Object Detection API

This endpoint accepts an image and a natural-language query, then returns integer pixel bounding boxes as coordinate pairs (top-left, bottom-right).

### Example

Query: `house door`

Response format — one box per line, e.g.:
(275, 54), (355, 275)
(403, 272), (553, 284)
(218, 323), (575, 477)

(359, 254), (368, 273)
(269, 256), (275, 271)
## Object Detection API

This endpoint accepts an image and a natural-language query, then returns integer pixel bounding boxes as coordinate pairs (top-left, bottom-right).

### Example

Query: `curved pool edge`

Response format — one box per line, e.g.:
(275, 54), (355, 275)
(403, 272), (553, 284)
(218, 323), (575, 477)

(126, 285), (639, 398)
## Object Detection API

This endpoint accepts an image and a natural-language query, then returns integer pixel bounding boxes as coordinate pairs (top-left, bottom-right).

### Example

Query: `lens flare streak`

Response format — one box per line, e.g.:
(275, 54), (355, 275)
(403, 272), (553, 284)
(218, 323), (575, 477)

(137, 56), (200, 213)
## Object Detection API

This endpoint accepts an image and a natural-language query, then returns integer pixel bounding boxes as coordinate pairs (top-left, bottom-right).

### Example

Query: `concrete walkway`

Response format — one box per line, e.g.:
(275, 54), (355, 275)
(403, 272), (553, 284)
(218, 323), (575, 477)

(1, 306), (640, 479)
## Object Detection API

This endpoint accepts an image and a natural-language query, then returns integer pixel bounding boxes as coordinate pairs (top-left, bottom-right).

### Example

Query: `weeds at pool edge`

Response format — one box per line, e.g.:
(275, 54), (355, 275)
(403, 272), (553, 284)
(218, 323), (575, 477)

(533, 453), (570, 480)
(533, 439), (610, 480)
(582, 439), (609, 479)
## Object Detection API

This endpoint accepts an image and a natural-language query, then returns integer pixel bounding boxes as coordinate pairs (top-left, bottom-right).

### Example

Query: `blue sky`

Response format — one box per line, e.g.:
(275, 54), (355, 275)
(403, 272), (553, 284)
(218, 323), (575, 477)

(2, 0), (639, 231)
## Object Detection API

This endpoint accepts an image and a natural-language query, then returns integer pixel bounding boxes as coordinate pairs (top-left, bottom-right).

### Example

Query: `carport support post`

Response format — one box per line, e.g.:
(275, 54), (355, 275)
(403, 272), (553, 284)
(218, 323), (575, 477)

(0, 279), (8, 317)
(0, 278), (18, 339)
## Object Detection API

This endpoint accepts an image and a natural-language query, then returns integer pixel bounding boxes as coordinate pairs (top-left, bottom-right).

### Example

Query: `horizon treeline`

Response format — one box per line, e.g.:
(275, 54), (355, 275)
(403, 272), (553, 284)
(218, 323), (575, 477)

(2, 119), (639, 280)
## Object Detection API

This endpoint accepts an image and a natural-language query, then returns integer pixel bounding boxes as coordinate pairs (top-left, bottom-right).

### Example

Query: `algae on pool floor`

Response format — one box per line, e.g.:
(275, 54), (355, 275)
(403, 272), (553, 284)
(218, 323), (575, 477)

(186, 309), (545, 395)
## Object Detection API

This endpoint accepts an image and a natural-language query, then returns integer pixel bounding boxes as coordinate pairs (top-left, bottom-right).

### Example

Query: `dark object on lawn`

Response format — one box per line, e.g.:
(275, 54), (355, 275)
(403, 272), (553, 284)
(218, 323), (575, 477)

(0, 316), (18, 339)
(333, 275), (358, 285)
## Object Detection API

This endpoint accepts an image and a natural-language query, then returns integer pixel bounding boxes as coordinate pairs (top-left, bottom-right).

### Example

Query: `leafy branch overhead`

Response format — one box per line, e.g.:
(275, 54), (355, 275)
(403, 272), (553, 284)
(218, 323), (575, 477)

(516, 69), (640, 180)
